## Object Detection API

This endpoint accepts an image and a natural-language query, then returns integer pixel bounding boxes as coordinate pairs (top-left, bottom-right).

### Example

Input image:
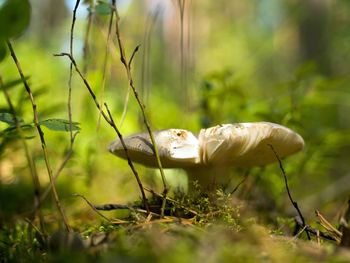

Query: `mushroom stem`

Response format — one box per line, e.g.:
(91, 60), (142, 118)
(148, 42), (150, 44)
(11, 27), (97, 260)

(185, 166), (231, 191)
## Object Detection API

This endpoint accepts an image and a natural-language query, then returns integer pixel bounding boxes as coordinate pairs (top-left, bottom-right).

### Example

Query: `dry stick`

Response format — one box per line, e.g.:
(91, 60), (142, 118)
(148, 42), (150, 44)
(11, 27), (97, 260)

(97, 5), (115, 130)
(294, 217), (336, 242)
(113, 4), (168, 217)
(113, 0), (131, 127)
(38, 131), (79, 205)
(230, 171), (249, 195)
(82, 0), (94, 74)
(268, 144), (311, 240)
(53, 52), (149, 213)
(294, 225), (308, 239)
(24, 218), (44, 238)
(69, 0), (81, 144)
(104, 103), (150, 214)
(140, 12), (151, 104)
(42, 0), (82, 206)
(73, 194), (112, 222)
(7, 41), (71, 232)
(93, 201), (163, 219)
(94, 203), (134, 210)
(315, 210), (342, 239)
(117, 0), (130, 128)
(36, 0), (81, 212)
(177, 0), (187, 106)
(0, 77), (45, 233)
(140, 6), (160, 106)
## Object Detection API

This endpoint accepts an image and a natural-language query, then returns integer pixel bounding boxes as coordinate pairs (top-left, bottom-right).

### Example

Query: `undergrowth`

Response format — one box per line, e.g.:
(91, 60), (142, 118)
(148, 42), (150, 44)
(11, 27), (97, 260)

(1, 187), (348, 263)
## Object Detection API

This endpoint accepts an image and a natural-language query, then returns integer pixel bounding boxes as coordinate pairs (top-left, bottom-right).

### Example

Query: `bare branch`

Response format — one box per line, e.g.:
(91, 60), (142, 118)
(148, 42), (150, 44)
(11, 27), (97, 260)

(54, 52), (150, 213)
(0, 76), (45, 233)
(73, 194), (112, 222)
(230, 171), (249, 195)
(128, 44), (140, 69)
(7, 40), (71, 232)
(294, 217), (336, 242)
(112, 2), (168, 217)
(68, 0), (81, 144)
(82, 0), (94, 74)
(97, 4), (115, 130)
(39, 131), (79, 206)
(268, 144), (310, 240)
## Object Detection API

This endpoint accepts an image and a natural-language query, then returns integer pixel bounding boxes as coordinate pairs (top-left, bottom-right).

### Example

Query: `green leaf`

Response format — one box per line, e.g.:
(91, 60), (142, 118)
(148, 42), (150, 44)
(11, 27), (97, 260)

(0, 41), (7, 62)
(95, 2), (112, 15)
(0, 77), (30, 91)
(39, 119), (80, 132)
(0, 112), (22, 125)
(0, 0), (31, 39)
(1, 124), (34, 138)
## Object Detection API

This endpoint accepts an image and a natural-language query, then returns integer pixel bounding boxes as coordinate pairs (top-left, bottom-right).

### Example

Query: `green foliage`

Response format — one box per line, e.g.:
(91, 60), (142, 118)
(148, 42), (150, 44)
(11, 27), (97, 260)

(39, 119), (80, 132)
(0, 223), (44, 262)
(0, 0), (31, 40)
(0, 112), (22, 125)
(94, 1), (112, 16)
(0, 76), (29, 91)
(0, 41), (7, 62)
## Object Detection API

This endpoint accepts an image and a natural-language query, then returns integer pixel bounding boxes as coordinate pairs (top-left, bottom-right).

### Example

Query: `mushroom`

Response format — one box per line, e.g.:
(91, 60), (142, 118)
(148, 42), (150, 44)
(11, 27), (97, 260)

(108, 122), (304, 190)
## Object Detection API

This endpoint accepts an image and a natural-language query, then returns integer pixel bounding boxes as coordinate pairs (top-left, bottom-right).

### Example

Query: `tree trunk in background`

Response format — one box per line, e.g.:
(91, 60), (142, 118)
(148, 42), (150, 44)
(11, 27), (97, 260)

(30, 0), (69, 42)
(297, 0), (331, 75)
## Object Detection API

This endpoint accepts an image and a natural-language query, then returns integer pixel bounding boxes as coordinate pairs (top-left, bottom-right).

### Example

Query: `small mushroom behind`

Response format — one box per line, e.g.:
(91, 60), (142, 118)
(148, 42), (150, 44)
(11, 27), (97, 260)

(108, 129), (200, 168)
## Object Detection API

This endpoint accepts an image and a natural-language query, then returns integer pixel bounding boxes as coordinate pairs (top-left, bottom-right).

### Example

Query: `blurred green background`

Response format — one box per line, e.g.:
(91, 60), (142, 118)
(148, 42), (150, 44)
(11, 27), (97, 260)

(1, 0), (350, 225)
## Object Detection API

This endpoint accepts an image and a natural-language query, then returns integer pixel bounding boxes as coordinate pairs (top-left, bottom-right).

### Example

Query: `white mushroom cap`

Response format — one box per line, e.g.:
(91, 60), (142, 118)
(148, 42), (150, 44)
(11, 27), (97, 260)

(109, 122), (304, 170)
(199, 122), (304, 167)
(108, 129), (200, 168)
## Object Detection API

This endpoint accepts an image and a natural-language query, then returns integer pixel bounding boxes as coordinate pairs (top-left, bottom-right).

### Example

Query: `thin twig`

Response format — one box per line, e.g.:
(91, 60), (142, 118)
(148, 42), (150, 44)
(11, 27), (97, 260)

(268, 144), (310, 240)
(43, 0), (81, 214)
(315, 210), (342, 241)
(38, 131), (79, 206)
(69, 0), (81, 144)
(294, 225), (308, 239)
(24, 218), (44, 238)
(113, 3), (168, 217)
(94, 201), (162, 219)
(73, 194), (112, 222)
(31, 0), (82, 216)
(176, 0), (187, 106)
(104, 103), (150, 213)
(294, 217), (336, 242)
(140, 6), (160, 106)
(317, 230), (321, 245)
(7, 40), (71, 232)
(97, 2), (115, 130)
(0, 77), (45, 233)
(83, 0), (94, 74)
(53, 52), (149, 213)
(230, 171), (249, 195)
(94, 203), (133, 210)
